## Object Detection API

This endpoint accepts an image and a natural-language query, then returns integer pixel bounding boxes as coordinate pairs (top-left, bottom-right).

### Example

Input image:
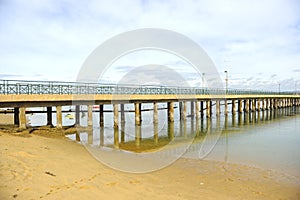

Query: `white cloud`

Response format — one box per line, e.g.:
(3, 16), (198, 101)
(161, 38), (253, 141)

(0, 0), (299, 90)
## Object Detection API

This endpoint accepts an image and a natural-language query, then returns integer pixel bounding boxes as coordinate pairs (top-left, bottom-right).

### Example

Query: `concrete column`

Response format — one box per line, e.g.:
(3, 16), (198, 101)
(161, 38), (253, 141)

(224, 99), (228, 115)
(139, 103), (142, 122)
(183, 102), (187, 120)
(135, 103), (141, 126)
(100, 127), (104, 146)
(249, 99), (253, 111)
(154, 122), (158, 144)
(121, 122), (125, 143)
(153, 102), (158, 124)
(168, 122), (175, 140)
(99, 105), (104, 127)
(179, 102), (183, 120)
(209, 100), (212, 116)
(14, 107), (19, 125)
(262, 99), (265, 110)
(257, 99), (261, 111)
(206, 100), (211, 118)
(113, 104), (119, 128)
(114, 127), (119, 148)
(274, 99), (278, 109)
(56, 106), (62, 129)
(238, 100), (243, 113)
(88, 105), (93, 127)
(216, 100), (220, 116)
(195, 101), (200, 119)
(245, 99), (249, 112)
(252, 99), (256, 112)
(120, 104), (125, 124)
(232, 100), (236, 114)
(266, 99), (269, 110)
(135, 125), (141, 147)
(200, 101), (204, 118)
(270, 99), (273, 110)
(168, 102), (174, 122)
(46, 107), (52, 126)
(190, 101), (195, 117)
(75, 105), (80, 126)
(19, 107), (26, 129)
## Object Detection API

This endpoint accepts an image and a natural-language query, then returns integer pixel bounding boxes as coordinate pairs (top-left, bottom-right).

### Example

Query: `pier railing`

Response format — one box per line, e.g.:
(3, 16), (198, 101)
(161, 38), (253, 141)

(0, 79), (295, 96)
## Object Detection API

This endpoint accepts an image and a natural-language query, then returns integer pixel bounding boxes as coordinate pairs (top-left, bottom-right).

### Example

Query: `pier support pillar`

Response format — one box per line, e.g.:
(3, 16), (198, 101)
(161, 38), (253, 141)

(262, 99), (265, 110)
(135, 103), (141, 126)
(114, 127), (119, 148)
(139, 103), (142, 122)
(113, 104), (119, 128)
(135, 125), (141, 147)
(168, 102), (174, 122)
(200, 101), (204, 118)
(99, 105), (104, 127)
(153, 102), (158, 124)
(257, 99), (261, 111)
(232, 100), (236, 114)
(183, 102), (187, 120)
(14, 107), (19, 125)
(245, 100), (249, 112)
(56, 106), (62, 129)
(88, 105), (93, 127)
(266, 99), (269, 110)
(216, 100), (220, 116)
(270, 99), (273, 110)
(252, 99), (256, 112)
(224, 99), (228, 115)
(190, 101), (195, 118)
(19, 107), (26, 129)
(206, 100), (211, 118)
(238, 100), (243, 113)
(120, 104), (125, 124)
(195, 101), (200, 119)
(249, 99), (253, 111)
(75, 105), (80, 126)
(46, 107), (52, 126)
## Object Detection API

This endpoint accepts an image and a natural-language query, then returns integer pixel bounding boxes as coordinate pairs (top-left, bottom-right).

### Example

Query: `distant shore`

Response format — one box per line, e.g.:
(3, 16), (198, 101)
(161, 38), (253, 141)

(0, 127), (299, 200)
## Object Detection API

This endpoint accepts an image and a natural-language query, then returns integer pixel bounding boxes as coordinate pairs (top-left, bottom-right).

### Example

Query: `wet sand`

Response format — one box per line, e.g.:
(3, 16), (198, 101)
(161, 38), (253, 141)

(0, 128), (299, 200)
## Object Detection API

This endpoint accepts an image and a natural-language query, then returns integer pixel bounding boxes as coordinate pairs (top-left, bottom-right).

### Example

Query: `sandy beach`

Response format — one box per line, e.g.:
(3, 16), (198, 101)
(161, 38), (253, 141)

(0, 128), (299, 200)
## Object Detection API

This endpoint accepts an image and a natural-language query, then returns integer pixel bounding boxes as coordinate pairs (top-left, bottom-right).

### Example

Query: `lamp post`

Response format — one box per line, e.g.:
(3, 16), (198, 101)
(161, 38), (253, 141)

(202, 73), (205, 87)
(224, 70), (228, 93)
(278, 83), (281, 94)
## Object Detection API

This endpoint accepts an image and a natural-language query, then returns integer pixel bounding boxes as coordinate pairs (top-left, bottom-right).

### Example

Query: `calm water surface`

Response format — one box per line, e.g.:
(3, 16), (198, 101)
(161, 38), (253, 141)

(27, 104), (300, 177)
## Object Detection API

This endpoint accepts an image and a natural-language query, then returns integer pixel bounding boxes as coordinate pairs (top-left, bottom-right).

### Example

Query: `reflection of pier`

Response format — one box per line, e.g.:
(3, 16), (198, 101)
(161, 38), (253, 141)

(75, 106), (299, 153)
(1, 79), (300, 148)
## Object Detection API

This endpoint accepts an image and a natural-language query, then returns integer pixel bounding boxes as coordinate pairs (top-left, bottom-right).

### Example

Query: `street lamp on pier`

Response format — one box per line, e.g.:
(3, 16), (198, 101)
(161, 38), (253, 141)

(224, 70), (228, 93)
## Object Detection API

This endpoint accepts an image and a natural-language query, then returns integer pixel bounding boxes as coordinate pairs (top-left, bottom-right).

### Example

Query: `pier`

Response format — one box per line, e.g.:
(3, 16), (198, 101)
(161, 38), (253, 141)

(0, 79), (300, 147)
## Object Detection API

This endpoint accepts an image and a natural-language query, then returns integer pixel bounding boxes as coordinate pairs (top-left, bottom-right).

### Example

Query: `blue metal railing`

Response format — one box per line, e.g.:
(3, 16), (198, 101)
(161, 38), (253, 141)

(0, 79), (296, 96)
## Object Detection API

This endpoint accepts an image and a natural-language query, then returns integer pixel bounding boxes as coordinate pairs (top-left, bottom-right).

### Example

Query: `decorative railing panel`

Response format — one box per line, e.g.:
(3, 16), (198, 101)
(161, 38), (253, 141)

(0, 79), (297, 96)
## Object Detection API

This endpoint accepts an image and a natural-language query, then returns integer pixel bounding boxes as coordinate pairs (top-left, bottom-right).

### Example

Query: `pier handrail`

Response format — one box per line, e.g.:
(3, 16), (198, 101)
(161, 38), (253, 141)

(0, 79), (296, 96)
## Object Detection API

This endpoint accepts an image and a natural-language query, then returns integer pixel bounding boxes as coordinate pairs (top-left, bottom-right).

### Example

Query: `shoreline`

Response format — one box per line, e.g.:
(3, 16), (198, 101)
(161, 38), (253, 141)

(1, 129), (300, 199)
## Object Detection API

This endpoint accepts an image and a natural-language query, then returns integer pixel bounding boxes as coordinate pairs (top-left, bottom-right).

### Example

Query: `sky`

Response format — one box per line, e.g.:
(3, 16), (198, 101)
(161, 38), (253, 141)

(0, 0), (300, 91)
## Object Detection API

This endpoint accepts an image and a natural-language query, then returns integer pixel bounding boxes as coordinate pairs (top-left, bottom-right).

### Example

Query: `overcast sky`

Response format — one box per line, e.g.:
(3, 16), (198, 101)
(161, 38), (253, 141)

(0, 0), (300, 91)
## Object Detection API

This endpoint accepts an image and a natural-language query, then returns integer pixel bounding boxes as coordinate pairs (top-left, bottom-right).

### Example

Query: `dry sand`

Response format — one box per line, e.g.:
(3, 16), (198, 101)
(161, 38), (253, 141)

(0, 128), (299, 200)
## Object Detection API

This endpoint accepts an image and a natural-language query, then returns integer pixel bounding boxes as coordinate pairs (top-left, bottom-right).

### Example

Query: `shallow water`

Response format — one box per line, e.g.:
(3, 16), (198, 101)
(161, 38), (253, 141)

(26, 104), (300, 176)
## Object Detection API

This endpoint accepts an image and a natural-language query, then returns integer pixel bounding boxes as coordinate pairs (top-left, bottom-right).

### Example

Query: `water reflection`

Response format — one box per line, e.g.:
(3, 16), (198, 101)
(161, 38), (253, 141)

(71, 107), (299, 153)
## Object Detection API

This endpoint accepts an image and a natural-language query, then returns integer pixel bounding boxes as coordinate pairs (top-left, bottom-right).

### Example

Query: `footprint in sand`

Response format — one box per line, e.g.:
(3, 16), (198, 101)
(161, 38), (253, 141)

(106, 182), (118, 186)
(129, 180), (141, 185)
